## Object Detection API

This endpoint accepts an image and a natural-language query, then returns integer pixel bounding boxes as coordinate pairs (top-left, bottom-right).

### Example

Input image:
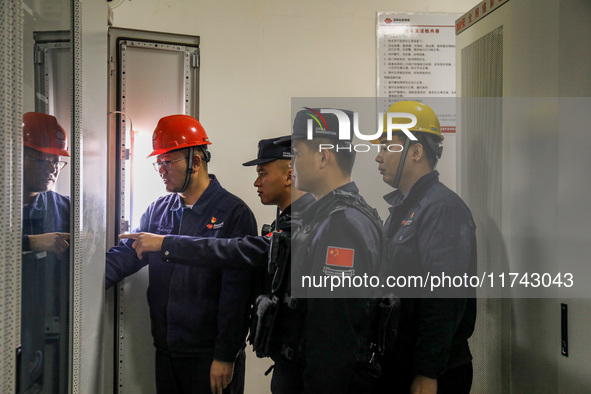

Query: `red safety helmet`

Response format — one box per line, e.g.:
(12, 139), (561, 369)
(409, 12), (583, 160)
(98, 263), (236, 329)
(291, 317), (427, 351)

(148, 114), (211, 157)
(22, 112), (70, 157)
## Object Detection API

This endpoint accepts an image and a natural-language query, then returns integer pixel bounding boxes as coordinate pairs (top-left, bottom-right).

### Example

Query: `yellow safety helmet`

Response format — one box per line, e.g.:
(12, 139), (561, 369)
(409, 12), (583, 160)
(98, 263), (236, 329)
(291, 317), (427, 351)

(371, 101), (443, 143)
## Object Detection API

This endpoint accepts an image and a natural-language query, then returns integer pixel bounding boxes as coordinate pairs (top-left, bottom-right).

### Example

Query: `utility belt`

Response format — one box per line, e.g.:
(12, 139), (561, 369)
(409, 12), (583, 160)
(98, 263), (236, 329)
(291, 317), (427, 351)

(250, 222), (306, 362)
(251, 266), (400, 368)
(250, 292), (306, 362)
(251, 261), (400, 367)
(252, 293), (402, 363)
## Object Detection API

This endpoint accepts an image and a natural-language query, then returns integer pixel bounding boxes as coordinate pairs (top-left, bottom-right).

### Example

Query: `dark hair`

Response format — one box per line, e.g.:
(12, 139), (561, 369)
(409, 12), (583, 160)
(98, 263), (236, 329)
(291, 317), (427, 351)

(396, 132), (441, 169)
(170, 146), (210, 170)
(302, 138), (356, 176)
(197, 145), (210, 162)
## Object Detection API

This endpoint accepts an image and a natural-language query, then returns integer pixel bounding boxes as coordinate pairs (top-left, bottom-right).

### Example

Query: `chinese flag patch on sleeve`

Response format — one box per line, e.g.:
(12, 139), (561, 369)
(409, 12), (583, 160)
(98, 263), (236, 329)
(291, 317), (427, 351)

(325, 246), (355, 268)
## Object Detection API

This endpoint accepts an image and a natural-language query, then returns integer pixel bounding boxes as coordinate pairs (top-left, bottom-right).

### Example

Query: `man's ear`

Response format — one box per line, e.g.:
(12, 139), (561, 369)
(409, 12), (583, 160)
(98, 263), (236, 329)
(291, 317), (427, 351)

(412, 143), (424, 161)
(286, 168), (293, 187)
(192, 154), (202, 171)
(318, 148), (330, 168)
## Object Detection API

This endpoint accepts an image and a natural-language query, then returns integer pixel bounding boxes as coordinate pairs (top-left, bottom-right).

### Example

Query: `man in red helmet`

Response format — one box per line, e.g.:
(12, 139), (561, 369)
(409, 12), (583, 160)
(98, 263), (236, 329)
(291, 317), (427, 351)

(22, 112), (70, 254)
(21, 112), (71, 393)
(105, 115), (257, 394)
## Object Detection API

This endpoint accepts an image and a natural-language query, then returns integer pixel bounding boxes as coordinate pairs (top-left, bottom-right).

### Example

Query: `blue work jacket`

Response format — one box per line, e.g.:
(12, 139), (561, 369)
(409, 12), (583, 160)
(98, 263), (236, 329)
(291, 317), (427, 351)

(106, 175), (257, 362)
(22, 191), (70, 250)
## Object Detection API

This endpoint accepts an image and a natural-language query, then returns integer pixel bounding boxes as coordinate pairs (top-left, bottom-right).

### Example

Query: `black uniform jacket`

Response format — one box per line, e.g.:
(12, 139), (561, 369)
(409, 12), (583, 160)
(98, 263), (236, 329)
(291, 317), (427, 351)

(382, 170), (477, 380)
(292, 182), (383, 393)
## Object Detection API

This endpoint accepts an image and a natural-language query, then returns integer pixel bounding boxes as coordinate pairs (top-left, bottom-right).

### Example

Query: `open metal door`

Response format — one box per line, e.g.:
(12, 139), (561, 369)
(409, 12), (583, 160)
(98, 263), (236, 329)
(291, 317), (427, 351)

(107, 27), (199, 394)
(19, 29), (72, 394)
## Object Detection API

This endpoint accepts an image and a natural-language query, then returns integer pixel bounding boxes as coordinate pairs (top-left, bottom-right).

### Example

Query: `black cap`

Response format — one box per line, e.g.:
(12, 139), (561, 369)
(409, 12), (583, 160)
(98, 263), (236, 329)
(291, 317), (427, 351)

(275, 107), (355, 145)
(242, 136), (294, 166)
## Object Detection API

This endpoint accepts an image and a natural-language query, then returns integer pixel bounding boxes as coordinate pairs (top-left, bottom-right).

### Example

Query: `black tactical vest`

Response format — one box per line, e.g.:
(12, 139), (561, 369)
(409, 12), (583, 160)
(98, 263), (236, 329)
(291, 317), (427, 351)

(252, 189), (387, 363)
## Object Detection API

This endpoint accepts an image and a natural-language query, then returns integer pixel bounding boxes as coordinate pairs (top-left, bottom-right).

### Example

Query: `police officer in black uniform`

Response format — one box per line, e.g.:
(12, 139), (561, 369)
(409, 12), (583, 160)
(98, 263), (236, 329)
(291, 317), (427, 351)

(271, 108), (386, 393)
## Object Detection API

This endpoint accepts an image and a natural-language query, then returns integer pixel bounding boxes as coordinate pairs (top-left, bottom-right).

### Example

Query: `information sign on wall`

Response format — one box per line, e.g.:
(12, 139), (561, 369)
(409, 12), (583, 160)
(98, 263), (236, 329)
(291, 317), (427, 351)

(377, 12), (459, 133)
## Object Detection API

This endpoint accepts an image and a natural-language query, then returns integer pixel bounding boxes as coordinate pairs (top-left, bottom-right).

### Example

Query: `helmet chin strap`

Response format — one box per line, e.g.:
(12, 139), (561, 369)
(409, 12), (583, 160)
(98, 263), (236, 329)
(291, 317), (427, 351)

(178, 146), (194, 194)
(392, 138), (411, 190)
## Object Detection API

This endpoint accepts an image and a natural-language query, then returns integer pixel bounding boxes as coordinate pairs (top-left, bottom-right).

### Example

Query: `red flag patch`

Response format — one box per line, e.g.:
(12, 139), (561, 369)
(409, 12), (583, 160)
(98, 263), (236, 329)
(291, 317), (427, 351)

(325, 247), (355, 268)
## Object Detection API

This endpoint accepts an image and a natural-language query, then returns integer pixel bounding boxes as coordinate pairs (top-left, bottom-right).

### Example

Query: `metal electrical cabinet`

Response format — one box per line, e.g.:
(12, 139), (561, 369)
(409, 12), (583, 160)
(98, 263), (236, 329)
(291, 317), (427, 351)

(456, 1), (591, 393)
(19, 29), (72, 394)
(106, 28), (200, 394)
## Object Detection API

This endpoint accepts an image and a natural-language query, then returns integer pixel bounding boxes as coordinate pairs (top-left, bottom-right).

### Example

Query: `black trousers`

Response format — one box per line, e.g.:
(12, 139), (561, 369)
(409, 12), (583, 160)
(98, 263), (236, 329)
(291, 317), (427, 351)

(377, 361), (473, 394)
(437, 362), (473, 394)
(270, 358), (378, 394)
(270, 359), (304, 394)
(155, 349), (245, 394)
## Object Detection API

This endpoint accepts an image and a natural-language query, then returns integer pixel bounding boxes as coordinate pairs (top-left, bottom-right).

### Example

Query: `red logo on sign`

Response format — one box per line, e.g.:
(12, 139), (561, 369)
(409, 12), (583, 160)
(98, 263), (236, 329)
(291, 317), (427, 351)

(207, 224), (213, 229)
(325, 247), (355, 268)
(385, 18), (392, 23)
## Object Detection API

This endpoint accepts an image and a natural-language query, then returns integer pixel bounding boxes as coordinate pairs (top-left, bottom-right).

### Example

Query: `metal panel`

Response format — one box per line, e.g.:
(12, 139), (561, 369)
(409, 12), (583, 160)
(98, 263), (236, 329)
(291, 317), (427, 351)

(24, 32), (72, 394)
(119, 40), (199, 233)
(76, 1), (110, 393)
(70, 1), (82, 392)
(24, 36), (73, 393)
(554, 2), (591, 392)
(9, 1), (73, 393)
(118, 41), (198, 394)
(457, 1), (591, 393)
(108, 28), (199, 394)
(459, 27), (507, 394)
(0, 1), (23, 392)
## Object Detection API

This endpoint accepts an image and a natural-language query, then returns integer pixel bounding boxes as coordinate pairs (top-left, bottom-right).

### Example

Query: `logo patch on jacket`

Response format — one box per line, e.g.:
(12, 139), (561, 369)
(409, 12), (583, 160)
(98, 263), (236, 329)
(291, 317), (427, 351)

(325, 246), (355, 268)
(401, 211), (415, 226)
(206, 217), (224, 229)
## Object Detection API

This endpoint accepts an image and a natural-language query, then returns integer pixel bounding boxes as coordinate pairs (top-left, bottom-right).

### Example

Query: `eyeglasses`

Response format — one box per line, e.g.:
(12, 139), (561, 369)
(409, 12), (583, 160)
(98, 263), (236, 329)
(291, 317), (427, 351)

(25, 156), (68, 171)
(152, 157), (186, 172)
